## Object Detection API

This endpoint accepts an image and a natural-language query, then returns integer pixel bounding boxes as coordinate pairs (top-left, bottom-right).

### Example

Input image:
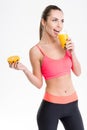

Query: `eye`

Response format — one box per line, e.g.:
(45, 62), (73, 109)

(61, 19), (64, 23)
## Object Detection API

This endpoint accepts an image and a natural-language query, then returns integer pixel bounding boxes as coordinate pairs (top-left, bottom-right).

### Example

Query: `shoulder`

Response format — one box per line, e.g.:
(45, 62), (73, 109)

(29, 43), (42, 61)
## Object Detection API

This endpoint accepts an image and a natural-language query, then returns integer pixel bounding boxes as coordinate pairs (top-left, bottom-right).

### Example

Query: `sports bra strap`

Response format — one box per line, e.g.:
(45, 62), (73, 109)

(36, 45), (46, 56)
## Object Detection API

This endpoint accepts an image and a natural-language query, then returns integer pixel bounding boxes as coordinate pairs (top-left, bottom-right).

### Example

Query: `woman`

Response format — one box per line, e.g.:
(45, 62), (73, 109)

(9, 5), (84, 130)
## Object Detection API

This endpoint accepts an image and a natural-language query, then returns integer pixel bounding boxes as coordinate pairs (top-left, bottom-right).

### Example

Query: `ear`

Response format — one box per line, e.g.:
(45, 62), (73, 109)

(41, 18), (46, 27)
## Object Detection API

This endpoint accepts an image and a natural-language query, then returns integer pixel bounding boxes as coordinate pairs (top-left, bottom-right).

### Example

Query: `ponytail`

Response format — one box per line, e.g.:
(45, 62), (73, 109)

(39, 21), (43, 40)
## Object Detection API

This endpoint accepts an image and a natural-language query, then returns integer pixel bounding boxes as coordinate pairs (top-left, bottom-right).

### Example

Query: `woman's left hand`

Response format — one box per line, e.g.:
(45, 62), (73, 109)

(66, 38), (75, 54)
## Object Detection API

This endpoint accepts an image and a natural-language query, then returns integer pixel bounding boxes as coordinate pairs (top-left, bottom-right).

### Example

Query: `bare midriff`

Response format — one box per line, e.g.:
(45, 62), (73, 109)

(44, 74), (78, 104)
(45, 74), (75, 96)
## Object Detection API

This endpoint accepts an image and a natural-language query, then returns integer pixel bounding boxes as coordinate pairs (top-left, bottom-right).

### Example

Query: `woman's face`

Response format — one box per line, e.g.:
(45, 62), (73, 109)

(43, 10), (64, 38)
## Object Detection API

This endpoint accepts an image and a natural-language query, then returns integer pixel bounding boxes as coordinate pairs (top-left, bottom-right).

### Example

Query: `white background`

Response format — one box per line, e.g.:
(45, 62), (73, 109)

(0, 0), (87, 130)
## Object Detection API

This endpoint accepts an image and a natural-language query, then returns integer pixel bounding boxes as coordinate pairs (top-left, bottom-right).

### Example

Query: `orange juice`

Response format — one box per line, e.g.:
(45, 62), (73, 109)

(58, 34), (68, 48)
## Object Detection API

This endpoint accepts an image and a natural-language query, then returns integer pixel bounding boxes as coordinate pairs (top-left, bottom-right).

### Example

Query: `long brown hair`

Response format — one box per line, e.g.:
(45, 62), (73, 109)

(39, 5), (62, 40)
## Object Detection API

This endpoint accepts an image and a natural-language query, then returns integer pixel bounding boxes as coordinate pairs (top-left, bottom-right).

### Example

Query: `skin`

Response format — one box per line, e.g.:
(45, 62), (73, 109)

(9, 10), (81, 96)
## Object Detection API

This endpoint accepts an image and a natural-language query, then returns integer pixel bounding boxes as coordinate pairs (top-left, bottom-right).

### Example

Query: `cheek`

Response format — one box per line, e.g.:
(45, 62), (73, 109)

(45, 23), (53, 32)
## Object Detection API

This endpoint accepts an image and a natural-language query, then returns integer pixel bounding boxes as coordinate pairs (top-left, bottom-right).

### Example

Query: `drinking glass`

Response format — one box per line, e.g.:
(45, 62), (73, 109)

(58, 30), (68, 49)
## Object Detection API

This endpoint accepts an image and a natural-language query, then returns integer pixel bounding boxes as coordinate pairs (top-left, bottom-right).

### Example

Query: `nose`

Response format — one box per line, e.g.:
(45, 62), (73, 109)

(57, 21), (61, 27)
(57, 21), (63, 29)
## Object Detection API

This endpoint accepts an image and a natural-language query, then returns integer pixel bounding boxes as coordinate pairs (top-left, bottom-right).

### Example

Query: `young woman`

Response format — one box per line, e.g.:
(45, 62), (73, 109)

(9, 5), (84, 130)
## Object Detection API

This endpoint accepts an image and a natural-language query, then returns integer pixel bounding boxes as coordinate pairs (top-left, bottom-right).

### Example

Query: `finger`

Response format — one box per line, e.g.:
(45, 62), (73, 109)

(66, 43), (72, 48)
(66, 40), (72, 45)
(14, 62), (19, 69)
(9, 63), (12, 67)
(66, 43), (74, 50)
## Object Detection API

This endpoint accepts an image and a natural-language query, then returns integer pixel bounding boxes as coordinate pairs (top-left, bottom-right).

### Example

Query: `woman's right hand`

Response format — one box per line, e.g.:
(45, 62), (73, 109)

(9, 62), (26, 71)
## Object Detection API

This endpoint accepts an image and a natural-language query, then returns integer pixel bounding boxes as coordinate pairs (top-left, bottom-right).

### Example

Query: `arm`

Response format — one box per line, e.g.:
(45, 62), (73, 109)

(23, 46), (43, 88)
(9, 46), (43, 89)
(71, 52), (81, 76)
(66, 39), (81, 76)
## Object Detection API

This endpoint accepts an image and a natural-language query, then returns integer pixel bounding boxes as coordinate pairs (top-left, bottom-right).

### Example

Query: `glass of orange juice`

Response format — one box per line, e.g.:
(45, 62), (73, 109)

(58, 31), (68, 49)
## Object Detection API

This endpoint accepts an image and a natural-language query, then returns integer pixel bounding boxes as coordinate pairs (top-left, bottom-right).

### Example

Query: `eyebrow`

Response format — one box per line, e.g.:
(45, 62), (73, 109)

(52, 17), (64, 20)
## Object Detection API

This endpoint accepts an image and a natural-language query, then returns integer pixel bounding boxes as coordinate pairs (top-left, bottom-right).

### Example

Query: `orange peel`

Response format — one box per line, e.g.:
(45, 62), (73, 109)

(7, 55), (20, 64)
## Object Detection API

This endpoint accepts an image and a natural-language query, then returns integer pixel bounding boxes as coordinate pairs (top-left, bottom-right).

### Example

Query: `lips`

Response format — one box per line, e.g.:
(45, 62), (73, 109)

(53, 29), (59, 34)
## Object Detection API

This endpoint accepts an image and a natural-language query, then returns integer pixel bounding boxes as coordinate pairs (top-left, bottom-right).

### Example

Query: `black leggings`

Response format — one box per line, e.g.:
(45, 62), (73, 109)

(37, 100), (84, 130)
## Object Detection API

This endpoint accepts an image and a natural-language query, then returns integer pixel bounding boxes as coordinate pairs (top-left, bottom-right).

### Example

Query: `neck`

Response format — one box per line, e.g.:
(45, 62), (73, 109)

(41, 32), (59, 45)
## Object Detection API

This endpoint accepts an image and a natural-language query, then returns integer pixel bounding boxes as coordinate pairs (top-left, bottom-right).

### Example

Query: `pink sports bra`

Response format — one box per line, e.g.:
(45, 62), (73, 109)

(36, 45), (72, 80)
